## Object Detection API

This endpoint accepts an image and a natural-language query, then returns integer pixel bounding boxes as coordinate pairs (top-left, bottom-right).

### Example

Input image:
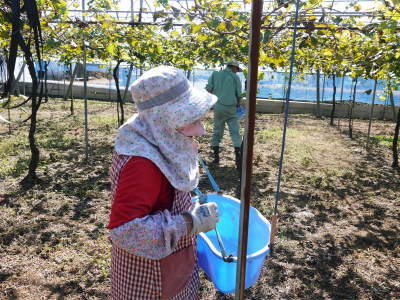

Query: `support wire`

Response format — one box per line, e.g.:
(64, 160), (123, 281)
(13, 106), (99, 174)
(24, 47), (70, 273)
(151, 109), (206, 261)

(270, 0), (301, 246)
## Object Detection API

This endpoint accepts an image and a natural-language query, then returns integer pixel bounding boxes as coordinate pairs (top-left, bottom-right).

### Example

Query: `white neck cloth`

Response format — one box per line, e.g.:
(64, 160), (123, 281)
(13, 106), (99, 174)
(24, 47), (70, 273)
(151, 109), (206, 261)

(115, 113), (199, 192)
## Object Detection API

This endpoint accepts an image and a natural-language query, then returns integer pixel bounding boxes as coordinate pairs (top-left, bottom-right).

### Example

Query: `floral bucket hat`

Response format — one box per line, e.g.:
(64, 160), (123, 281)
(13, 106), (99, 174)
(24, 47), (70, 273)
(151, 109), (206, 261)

(132, 66), (217, 129)
(114, 66), (217, 192)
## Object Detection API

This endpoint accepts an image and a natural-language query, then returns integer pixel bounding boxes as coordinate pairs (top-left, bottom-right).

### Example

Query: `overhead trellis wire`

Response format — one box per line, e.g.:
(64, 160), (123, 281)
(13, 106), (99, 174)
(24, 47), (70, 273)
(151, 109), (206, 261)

(39, 0), (399, 32)
(42, 19), (400, 32)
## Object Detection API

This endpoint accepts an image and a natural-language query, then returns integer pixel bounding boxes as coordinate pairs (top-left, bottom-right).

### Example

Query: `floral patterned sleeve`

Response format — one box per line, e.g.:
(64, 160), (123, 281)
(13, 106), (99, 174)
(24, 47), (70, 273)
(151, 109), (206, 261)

(109, 211), (188, 260)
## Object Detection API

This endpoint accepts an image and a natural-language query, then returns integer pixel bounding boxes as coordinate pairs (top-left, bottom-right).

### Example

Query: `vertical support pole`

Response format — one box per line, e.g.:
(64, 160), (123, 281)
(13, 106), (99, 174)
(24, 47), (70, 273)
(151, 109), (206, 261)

(139, 0), (144, 76)
(63, 64), (66, 99)
(270, 0), (301, 252)
(82, 0), (89, 161)
(109, 61), (112, 102)
(340, 75), (345, 101)
(280, 72), (287, 113)
(234, 0), (263, 298)
(8, 94), (11, 134)
(316, 70), (321, 117)
(23, 58), (26, 95)
(131, 0), (134, 21)
(139, 0), (143, 23)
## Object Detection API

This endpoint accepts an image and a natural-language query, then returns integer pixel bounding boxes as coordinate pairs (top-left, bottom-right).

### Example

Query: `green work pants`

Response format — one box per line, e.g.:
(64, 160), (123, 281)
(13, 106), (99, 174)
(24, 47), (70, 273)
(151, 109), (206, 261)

(212, 103), (242, 148)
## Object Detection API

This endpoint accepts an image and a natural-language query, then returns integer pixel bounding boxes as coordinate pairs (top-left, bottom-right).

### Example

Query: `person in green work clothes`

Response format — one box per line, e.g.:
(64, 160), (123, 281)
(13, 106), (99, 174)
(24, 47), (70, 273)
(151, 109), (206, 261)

(206, 61), (243, 169)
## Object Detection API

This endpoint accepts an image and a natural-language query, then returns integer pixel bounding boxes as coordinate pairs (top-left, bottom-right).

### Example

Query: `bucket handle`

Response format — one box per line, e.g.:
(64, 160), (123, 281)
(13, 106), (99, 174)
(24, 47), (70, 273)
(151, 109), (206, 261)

(198, 157), (221, 193)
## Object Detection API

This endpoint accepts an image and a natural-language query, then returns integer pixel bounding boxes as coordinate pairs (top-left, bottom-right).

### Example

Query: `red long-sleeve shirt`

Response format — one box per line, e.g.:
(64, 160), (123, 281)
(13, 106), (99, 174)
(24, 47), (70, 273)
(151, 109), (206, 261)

(108, 157), (175, 229)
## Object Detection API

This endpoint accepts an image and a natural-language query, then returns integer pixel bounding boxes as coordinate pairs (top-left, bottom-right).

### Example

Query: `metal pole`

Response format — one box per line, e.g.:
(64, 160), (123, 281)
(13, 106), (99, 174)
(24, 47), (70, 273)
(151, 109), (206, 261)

(109, 61), (112, 102)
(83, 0), (89, 160)
(270, 0), (301, 246)
(8, 94), (11, 134)
(139, 0), (144, 76)
(139, 0), (144, 23)
(22, 58), (26, 95)
(131, 0), (134, 21)
(340, 75), (345, 101)
(235, 0), (263, 298)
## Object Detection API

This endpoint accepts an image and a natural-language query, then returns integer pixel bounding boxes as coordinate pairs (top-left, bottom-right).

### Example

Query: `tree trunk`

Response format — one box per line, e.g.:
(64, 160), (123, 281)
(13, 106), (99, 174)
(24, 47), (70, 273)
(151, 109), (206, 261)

(348, 77), (358, 139)
(122, 63), (134, 102)
(10, 61), (25, 95)
(367, 79), (377, 145)
(389, 86), (397, 122)
(20, 40), (40, 186)
(6, 0), (41, 186)
(316, 70), (321, 118)
(64, 63), (78, 100)
(64, 63), (79, 115)
(337, 74), (345, 129)
(330, 74), (336, 126)
(113, 60), (124, 126)
(392, 107), (400, 168)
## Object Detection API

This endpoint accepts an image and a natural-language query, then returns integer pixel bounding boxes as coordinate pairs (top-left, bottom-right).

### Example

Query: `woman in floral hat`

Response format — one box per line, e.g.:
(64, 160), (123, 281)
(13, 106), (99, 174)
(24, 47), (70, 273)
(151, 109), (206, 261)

(107, 66), (219, 299)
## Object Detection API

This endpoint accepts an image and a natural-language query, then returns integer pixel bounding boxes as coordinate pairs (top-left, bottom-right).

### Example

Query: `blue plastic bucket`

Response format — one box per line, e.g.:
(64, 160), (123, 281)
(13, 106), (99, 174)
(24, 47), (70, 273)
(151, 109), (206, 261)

(193, 193), (271, 294)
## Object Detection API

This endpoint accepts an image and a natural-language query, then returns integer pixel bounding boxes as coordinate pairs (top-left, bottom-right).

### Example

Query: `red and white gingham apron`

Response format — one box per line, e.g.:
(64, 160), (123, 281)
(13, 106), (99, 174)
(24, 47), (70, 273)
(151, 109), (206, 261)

(110, 154), (199, 300)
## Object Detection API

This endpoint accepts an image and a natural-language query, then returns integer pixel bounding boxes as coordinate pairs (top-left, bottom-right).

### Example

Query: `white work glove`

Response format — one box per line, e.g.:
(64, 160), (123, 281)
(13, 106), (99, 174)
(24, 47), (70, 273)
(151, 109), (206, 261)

(185, 201), (219, 235)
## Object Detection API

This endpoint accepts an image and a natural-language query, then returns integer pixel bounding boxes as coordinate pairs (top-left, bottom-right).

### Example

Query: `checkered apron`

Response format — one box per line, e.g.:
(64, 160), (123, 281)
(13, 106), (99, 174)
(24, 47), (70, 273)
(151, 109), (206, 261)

(110, 154), (199, 300)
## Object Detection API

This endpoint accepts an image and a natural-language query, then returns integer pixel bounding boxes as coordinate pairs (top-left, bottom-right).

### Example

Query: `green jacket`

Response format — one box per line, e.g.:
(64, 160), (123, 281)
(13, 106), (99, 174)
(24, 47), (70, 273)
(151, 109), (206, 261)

(206, 68), (242, 106)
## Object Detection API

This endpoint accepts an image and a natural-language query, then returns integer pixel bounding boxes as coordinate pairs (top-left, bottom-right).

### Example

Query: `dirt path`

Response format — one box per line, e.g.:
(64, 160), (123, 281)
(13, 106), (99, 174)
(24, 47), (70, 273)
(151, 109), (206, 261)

(1, 100), (399, 299)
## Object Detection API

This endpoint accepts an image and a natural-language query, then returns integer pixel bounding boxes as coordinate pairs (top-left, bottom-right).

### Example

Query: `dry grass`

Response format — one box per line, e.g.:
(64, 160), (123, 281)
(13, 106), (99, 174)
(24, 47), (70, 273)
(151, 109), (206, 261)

(0, 98), (399, 299)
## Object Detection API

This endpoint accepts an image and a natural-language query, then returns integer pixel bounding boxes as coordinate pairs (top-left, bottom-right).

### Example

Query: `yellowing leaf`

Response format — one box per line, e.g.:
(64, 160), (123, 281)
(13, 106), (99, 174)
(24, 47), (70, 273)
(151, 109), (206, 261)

(107, 43), (116, 56)
(216, 21), (226, 31)
(259, 50), (267, 63)
(198, 34), (208, 42)
(170, 31), (179, 38)
(192, 24), (202, 34)
(121, 52), (130, 61)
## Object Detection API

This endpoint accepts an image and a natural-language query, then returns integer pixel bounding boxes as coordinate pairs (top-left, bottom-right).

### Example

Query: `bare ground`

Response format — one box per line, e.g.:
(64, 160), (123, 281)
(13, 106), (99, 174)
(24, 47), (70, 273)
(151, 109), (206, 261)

(0, 99), (399, 299)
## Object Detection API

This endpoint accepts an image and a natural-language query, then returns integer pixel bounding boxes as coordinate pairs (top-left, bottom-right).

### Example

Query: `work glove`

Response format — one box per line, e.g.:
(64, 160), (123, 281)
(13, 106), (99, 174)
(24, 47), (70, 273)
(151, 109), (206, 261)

(185, 201), (219, 235)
